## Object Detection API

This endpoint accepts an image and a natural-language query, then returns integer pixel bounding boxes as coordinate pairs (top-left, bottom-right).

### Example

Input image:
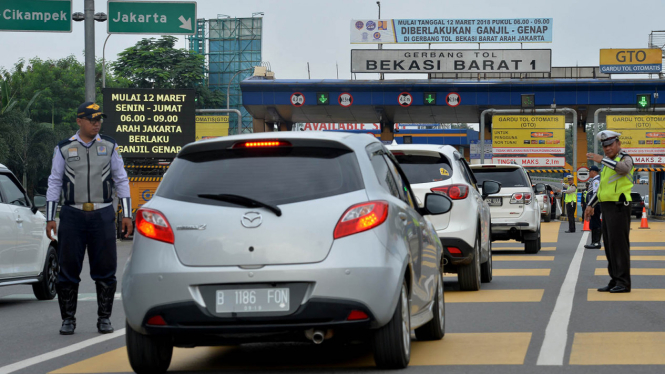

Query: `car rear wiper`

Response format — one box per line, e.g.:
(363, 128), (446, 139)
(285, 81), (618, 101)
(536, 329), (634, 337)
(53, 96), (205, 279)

(197, 193), (282, 217)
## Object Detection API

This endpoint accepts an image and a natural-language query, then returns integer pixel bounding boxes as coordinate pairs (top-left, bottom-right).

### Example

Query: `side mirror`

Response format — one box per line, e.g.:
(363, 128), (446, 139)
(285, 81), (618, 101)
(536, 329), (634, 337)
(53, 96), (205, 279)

(423, 193), (453, 215)
(534, 183), (546, 194)
(481, 180), (501, 199)
(33, 195), (46, 208)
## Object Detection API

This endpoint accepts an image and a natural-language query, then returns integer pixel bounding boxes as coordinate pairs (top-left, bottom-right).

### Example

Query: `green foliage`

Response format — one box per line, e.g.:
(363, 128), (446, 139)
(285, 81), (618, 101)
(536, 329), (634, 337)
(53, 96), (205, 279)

(112, 36), (205, 89)
(0, 56), (130, 196)
(113, 36), (224, 108)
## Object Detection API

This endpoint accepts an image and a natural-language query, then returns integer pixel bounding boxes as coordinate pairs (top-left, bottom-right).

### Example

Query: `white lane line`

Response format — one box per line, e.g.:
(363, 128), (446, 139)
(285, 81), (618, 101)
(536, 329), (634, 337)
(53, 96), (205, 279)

(0, 329), (126, 374)
(536, 232), (588, 366)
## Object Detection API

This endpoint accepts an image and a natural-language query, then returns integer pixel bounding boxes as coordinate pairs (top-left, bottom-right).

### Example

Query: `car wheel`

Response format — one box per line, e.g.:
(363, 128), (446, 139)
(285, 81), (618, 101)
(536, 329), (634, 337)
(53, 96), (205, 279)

(126, 321), (173, 374)
(415, 272), (445, 341)
(480, 245), (493, 283)
(635, 214), (642, 220)
(32, 245), (58, 300)
(458, 232), (481, 291)
(373, 280), (411, 369)
(544, 208), (552, 222)
(525, 230), (540, 254)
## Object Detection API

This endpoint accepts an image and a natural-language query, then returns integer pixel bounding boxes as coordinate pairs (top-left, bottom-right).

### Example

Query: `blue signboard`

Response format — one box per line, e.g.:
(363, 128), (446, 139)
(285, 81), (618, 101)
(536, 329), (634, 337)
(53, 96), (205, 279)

(351, 18), (553, 44)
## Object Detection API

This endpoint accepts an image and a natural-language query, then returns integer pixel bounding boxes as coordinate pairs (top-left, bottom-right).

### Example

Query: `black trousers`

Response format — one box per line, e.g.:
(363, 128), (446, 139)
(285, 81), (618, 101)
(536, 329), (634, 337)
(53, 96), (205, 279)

(600, 202), (631, 289)
(57, 205), (117, 286)
(590, 204), (602, 243)
(566, 202), (576, 232)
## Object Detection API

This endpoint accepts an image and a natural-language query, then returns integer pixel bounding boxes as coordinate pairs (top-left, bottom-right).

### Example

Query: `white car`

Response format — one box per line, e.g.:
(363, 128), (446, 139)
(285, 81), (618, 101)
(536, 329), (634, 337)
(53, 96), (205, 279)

(0, 163), (58, 299)
(388, 145), (500, 291)
(533, 183), (552, 222)
(470, 164), (541, 253)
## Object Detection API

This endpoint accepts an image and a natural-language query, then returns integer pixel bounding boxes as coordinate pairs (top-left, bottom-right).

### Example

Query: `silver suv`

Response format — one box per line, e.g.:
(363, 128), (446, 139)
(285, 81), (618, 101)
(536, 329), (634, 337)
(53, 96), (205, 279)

(122, 132), (453, 372)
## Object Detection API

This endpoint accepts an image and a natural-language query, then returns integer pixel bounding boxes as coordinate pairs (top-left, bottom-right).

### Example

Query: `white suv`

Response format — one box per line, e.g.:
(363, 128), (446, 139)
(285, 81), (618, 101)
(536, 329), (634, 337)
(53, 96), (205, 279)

(388, 145), (501, 291)
(470, 164), (541, 253)
(0, 163), (59, 299)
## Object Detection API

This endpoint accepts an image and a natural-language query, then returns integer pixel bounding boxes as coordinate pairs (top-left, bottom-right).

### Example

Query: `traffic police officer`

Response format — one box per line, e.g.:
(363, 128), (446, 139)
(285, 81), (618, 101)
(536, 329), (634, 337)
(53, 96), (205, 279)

(563, 175), (577, 233)
(584, 166), (602, 249)
(45, 102), (133, 334)
(585, 130), (634, 293)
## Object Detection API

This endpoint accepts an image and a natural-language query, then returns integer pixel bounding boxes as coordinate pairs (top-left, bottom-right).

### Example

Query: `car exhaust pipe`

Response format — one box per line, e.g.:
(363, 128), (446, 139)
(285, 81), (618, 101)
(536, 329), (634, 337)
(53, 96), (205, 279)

(442, 257), (448, 266)
(312, 330), (325, 344)
(305, 329), (331, 344)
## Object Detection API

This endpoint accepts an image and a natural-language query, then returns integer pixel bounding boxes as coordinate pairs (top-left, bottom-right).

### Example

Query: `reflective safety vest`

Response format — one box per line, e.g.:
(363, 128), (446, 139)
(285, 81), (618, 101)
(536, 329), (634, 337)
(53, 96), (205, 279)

(597, 154), (635, 202)
(582, 190), (588, 202)
(564, 184), (577, 203)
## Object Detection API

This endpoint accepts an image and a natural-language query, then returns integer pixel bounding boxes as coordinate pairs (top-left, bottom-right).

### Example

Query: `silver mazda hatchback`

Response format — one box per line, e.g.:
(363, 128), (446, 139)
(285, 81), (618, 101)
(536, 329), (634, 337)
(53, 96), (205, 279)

(122, 132), (452, 373)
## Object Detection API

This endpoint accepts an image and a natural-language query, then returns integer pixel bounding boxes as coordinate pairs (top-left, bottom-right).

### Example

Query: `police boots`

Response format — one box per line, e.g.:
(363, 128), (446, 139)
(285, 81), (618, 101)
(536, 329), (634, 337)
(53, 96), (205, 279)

(96, 281), (116, 334)
(56, 283), (78, 335)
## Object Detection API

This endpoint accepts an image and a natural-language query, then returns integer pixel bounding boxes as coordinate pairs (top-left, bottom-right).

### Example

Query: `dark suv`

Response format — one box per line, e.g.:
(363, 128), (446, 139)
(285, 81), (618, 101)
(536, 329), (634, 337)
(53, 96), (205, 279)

(630, 192), (644, 219)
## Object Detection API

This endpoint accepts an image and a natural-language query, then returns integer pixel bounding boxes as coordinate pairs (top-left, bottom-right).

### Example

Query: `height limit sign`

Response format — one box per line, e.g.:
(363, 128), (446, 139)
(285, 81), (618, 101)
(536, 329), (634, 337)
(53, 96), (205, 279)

(398, 92), (413, 107)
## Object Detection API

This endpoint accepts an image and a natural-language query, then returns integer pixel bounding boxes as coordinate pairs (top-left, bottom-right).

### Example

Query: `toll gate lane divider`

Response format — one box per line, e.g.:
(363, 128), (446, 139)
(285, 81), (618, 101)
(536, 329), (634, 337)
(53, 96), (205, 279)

(0, 329), (126, 374)
(536, 232), (589, 366)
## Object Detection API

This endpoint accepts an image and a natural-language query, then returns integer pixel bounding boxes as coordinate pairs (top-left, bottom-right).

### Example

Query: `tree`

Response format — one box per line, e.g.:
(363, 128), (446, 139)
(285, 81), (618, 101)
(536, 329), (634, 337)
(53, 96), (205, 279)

(0, 56), (130, 196)
(112, 36), (225, 108)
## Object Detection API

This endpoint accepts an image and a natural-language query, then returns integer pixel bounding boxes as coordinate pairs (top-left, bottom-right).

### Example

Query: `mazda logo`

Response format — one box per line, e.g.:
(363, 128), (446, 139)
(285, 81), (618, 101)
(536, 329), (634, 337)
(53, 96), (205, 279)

(241, 212), (263, 228)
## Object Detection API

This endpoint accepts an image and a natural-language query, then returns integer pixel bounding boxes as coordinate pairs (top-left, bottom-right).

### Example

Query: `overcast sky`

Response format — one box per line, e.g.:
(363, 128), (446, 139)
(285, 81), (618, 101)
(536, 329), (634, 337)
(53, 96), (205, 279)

(1, 0), (664, 80)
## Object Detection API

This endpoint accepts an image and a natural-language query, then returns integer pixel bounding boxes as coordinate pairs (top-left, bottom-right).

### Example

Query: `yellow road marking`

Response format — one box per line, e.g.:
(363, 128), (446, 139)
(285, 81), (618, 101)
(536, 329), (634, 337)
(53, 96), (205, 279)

(541, 221), (561, 243)
(599, 246), (665, 251)
(50, 332), (533, 373)
(445, 269), (550, 277)
(628, 222), (665, 242)
(446, 289), (544, 303)
(493, 247), (556, 251)
(595, 268), (665, 276)
(493, 269), (551, 276)
(410, 332), (532, 365)
(494, 256), (555, 261)
(570, 332), (665, 365)
(596, 255), (665, 261)
(587, 289), (665, 301)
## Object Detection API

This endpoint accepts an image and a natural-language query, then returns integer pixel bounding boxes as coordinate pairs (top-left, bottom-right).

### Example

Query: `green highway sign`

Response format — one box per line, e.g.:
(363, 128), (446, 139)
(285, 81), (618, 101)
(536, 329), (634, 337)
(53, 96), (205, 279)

(0, 0), (71, 33)
(108, 1), (196, 35)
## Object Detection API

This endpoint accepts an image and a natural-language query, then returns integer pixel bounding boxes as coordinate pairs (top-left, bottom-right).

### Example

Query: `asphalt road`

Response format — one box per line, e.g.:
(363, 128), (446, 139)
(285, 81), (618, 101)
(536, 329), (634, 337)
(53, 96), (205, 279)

(1, 217), (664, 374)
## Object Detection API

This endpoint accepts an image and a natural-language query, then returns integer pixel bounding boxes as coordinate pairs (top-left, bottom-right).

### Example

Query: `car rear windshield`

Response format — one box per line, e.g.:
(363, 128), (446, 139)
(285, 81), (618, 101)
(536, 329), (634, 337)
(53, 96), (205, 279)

(157, 146), (364, 206)
(392, 154), (453, 184)
(631, 193), (642, 201)
(472, 167), (529, 188)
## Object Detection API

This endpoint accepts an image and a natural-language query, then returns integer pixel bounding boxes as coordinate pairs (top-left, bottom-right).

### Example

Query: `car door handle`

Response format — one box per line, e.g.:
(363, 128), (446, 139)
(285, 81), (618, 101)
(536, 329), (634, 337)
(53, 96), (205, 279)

(15, 216), (23, 223)
(398, 212), (408, 222)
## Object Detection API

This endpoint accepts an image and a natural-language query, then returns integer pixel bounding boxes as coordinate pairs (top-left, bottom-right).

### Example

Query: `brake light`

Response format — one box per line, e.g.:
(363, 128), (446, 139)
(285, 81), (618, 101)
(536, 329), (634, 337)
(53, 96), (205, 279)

(334, 201), (389, 239)
(510, 193), (533, 204)
(448, 247), (462, 257)
(431, 184), (469, 199)
(136, 208), (174, 244)
(146, 315), (167, 326)
(347, 310), (369, 321)
(232, 140), (291, 148)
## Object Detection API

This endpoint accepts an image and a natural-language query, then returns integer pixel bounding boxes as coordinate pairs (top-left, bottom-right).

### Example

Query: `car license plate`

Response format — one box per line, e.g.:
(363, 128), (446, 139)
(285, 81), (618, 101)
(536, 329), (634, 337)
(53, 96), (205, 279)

(215, 288), (290, 313)
(488, 197), (502, 206)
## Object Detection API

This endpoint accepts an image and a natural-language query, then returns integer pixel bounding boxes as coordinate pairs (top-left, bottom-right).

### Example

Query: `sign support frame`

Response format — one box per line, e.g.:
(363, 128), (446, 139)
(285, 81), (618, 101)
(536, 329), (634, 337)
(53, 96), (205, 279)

(480, 107), (578, 183)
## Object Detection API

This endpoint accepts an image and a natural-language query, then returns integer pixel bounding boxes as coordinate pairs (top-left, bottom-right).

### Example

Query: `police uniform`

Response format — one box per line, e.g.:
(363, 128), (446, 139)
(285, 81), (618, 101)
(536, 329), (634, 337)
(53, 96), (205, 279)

(584, 166), (602, 249)
(46, 102), (132, 334)
(563, 177), (577, 232)
(586, 130), (634, 293)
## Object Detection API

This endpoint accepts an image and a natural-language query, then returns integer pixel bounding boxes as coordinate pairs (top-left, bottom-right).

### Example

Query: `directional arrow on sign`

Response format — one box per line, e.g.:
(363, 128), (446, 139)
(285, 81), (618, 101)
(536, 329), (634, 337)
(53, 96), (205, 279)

(178, 15), (191, 30)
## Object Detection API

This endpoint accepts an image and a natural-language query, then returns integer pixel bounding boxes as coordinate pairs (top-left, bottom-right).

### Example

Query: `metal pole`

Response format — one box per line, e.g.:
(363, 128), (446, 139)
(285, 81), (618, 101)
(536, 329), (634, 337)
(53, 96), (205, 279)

(377, 1), (383, 81)
(102, 34), (111, 89)
(196, 109), (243, 131)
(84, 0), (95, 102)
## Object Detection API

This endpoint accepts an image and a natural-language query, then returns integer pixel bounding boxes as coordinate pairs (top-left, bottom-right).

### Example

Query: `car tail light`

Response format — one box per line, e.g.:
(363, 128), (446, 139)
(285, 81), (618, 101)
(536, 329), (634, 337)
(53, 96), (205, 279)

(510, 193), (533, 205)
(448, 247), (462, 257)
(347, 310), (369, 321)
(524, 193), (533, 204)
(146, 315), (167, 326)
(334, 201), (389, 239)
(431, 184), (469, 199)
(232, 140), (291, 148)
(136, 208), (174, 244)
